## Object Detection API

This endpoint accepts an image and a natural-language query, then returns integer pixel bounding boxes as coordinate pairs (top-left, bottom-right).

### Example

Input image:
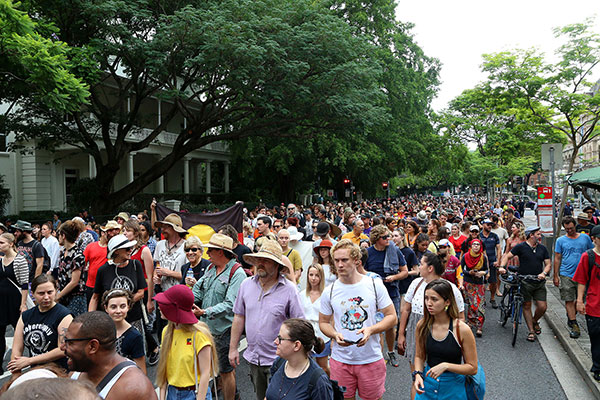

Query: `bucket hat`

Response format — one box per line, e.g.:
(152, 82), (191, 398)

(313, 239), (333, 256)
(155, 213), (188, 234)
(286, 226), (304, 241)
(204, 233), (236, 257)
(107, 234), (137, 259)
(154, 285), (198, 324)
(577, 212), (590, 221)
(114, 212), (130, 222)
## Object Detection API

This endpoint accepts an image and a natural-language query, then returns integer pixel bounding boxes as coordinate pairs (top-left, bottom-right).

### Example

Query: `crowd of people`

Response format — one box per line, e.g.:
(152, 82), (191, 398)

(0, 194), (599, 399)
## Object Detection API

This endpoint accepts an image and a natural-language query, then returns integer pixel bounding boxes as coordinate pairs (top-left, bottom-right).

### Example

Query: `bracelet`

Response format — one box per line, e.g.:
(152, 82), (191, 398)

(411, 370), (424, 381)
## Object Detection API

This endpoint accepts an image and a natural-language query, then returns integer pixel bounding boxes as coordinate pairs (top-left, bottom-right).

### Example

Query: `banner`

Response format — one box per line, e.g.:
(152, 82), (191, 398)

(155, 202), (244, 246)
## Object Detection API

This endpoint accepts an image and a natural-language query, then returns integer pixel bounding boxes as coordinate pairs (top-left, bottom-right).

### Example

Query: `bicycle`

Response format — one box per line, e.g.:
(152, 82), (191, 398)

(498, 266), (541, 347)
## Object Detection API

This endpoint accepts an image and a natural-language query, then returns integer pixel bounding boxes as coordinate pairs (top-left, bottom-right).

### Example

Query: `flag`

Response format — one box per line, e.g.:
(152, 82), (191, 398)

(155, 202), (244, 246)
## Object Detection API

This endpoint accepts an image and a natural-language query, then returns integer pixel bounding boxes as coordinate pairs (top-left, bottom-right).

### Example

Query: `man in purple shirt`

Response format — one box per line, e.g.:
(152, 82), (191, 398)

(229, 240), (304, 400)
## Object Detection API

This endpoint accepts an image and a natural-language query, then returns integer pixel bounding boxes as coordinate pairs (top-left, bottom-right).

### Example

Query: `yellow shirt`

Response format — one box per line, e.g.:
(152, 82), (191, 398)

(341, 231), (369, 246)
(284, 248), (303, 282)
(162, 327), (211, 387)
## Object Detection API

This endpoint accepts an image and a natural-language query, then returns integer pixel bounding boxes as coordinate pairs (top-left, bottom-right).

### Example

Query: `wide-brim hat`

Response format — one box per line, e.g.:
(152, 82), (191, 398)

(101, 220), (122, 231)
(114, 212), (129, 222)
(155, 213), (188, 234)
(314, 239), (333, 256)
(107, 234), (137, 259)
(577, 212), (590, 221)
(154, 285), (198, 324)
(243, 240), (288, 270)
(287, 226), (304, 241)
(328, 222), (342, 238)
(204, 233), (236, 256)
(13, 220), (33, 232)
(583, 206), (594, 213)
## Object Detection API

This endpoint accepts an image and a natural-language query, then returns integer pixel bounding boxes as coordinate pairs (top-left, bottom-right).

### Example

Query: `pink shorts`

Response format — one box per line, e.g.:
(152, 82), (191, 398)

(330, 357), (386, 400)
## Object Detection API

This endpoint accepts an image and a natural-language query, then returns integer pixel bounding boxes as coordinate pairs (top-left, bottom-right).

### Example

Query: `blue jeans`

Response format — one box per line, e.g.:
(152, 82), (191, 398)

(167, 385), (212, 400)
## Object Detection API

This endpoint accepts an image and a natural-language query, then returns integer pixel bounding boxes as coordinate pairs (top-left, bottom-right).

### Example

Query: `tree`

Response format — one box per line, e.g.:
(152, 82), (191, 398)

(481, 19), (600, 234)
(7, 0), (387, 212)
(0, 0), (89, 112)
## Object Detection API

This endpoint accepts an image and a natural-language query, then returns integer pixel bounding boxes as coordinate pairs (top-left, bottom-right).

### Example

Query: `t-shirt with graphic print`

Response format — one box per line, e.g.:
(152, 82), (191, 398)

(94, 260), (147, 321)
(320, 275), (392, 365)
(21, 303), (71, 368)
(153, 239), (187, 292)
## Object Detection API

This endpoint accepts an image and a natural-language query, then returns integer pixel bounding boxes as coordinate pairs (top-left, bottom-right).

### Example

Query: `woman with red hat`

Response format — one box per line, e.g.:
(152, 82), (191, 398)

(461, 239), (489, 337)
(155, 285), (218, 400)
(313, 240), (336, 287)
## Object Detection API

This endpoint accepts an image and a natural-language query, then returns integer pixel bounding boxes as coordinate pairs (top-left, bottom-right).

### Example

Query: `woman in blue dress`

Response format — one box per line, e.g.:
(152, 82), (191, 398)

(414, 279), (478, 400)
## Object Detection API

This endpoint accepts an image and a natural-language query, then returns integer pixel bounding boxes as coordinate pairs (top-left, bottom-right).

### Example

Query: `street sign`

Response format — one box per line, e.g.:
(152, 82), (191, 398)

(541, 143), (563, 170)
(345, 190), (350, 198)
(538, 208), (554, 235)
(537, 187), (553, 207)
(327, 189), (334, 197)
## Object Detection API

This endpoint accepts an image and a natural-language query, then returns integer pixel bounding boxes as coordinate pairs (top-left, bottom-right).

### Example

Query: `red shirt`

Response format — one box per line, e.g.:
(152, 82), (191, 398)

(449, 235), (467, 255)
(573, 250), (600, 317)
(84, 242), (108, 288)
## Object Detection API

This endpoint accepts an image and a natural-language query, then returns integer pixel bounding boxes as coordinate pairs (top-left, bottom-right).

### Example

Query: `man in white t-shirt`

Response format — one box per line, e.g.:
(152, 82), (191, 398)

(319, 239), (397, 400)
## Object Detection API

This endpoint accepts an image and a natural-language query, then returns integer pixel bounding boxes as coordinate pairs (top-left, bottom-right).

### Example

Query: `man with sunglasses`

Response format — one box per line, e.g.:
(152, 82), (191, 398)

(192, 233), (246, 400)
(554, 216), (593, 338)
(364, 225), (407, 368)
(63, 311), (156, 399)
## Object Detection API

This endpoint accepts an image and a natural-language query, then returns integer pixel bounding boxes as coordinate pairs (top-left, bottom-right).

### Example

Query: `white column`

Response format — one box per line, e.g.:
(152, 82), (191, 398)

(183, 157), (190, 194)
(156, 154), (164, 193)
(88, 155), (96, 178)
(127, 152), (135, 183)
(205, 161), (212, 194)
(224, 161), (230, 193)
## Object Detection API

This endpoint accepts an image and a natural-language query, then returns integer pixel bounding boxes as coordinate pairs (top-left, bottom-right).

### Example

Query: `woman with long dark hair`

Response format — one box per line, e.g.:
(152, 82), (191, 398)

(414, 279), (478, 399)
(461, 239), (489, 337)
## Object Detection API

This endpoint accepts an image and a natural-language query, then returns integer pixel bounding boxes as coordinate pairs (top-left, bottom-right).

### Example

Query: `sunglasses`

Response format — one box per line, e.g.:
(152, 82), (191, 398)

(273, 225), (281, 228)
(380, 235), (390, 240)
(287, 208), (295, 210)
(185, 247), (200, 253)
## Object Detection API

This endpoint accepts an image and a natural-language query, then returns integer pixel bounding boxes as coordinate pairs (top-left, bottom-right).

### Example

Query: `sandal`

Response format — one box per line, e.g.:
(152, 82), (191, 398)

(533, 322), (541, 335)
(527, 332), (536, 342)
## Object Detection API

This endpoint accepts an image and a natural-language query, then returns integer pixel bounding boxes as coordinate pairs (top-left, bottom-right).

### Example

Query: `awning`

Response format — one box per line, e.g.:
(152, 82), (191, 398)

(568, 166), (600, 190)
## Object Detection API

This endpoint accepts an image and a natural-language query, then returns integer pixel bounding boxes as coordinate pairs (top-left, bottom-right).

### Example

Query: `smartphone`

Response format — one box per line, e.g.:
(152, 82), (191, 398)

(343, 338), (359, 344)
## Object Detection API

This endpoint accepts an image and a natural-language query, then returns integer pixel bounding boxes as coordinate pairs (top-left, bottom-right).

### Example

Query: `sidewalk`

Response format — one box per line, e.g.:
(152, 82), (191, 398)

(544, 283), (600, 397)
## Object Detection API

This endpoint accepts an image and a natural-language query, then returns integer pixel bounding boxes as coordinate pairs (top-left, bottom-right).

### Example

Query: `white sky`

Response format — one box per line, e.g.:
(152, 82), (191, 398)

(396, 1), (600, 111)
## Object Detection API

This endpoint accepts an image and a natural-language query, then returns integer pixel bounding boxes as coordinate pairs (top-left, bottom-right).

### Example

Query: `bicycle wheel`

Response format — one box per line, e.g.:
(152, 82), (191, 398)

(512, 297), (523, 347)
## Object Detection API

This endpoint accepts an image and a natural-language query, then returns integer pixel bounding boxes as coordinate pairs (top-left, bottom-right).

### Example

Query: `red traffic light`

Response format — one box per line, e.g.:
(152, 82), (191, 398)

(382, 182), (388, 189)
(343, 178), (350, 185)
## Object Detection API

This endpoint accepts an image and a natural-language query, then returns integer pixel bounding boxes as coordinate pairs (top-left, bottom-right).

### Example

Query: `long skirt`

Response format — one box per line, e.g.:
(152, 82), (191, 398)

(405, 312), (424, 364)
(415, 365), (467, 400)
(464, 282), (485, 331)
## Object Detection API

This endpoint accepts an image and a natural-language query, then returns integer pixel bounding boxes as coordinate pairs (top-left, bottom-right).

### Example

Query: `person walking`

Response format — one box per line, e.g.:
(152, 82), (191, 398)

(461, 239), (489, 337)
(155, 285), (218, 400)
(265, 318), (333, 400)
(413, 279), (478, 400)
(229, 240), (304, 400)
(55, 220), (87, 316)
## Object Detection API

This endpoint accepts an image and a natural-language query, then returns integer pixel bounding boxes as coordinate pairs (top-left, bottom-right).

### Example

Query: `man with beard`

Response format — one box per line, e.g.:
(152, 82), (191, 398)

(62, 311), (156, 399)
(229, 240), (304, 400)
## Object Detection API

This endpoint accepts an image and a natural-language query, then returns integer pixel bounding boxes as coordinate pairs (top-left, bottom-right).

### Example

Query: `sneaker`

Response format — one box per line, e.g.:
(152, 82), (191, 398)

(593, 372), (600, 382)
(147, 349), (160, 366)
(388, 351), (399, 367)
(490, 299), (498, 309)
(570, 322), (581, 339)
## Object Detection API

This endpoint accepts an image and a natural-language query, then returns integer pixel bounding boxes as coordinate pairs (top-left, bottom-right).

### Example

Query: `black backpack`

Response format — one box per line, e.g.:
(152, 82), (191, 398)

(586, 249), (600, 291)
(272, 357), (345, 400)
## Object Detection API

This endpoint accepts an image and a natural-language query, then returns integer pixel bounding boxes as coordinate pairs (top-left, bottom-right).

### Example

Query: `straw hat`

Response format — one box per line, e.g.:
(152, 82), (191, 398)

(243, 240), (287, 270)
(204, 233), (236, 257)
(155, 213), (188, 234)
(101, 220), (122, 231)
(114, 212), (130, 222)
(154, 285), (198, 324)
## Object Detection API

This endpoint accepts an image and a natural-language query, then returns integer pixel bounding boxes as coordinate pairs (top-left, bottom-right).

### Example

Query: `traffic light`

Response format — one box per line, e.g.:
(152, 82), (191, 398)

(343, 178), (350, 188)
(382, 182), (388, 189)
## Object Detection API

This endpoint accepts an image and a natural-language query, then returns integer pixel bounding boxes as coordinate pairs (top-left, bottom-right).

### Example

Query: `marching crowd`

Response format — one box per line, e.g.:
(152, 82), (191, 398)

(0, 194), (599, 400)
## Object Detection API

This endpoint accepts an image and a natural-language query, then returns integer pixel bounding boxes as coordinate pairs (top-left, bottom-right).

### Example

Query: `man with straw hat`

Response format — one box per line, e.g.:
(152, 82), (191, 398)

(153, 213), (188, 343)
(229, 240), (304, 400)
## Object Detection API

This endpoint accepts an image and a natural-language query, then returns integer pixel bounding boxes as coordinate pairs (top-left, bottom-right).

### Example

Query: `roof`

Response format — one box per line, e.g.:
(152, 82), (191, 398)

(568, 166), (600, 190)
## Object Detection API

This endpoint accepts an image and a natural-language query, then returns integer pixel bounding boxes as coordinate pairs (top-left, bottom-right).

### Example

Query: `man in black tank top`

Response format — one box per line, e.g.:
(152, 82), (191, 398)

(62, 312), (156, 400)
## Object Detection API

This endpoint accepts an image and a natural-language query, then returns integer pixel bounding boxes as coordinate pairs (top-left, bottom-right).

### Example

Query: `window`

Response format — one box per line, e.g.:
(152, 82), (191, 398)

(0, 131), (6, 152)
(65, 168), (79, 206)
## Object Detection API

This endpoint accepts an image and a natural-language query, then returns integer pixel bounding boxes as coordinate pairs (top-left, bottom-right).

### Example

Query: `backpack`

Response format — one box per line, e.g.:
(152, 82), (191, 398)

(586, 249), (600, 293)
(272, 357), (345, 400)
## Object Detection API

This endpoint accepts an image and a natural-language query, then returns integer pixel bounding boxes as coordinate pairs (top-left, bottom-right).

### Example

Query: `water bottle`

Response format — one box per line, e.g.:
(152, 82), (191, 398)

(186, 268), (194, 288)
(375, 311), (384, 323)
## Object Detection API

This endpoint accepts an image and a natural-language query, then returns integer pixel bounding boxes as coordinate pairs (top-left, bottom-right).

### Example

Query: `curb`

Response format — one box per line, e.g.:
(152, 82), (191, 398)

(544, 289), (600, 398)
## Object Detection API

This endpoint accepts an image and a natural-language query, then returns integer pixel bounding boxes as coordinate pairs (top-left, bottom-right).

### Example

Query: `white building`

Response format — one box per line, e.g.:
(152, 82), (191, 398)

(0, 97), (231, 215)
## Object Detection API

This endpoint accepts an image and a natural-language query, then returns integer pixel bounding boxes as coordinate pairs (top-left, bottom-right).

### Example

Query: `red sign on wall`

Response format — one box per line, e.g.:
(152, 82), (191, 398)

(537, 187), (552, 207)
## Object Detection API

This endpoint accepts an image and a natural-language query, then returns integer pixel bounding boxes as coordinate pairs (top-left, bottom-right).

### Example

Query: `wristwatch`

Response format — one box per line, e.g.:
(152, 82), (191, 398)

(412, 370), (424, 381)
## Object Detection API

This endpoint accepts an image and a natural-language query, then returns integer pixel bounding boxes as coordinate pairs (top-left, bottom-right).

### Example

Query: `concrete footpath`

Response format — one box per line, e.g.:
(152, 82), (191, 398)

(544, 281), (600, 398)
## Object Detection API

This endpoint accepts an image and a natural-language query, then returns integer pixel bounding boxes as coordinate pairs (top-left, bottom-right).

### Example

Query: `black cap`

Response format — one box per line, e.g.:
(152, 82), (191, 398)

(591, 225), (600, 238)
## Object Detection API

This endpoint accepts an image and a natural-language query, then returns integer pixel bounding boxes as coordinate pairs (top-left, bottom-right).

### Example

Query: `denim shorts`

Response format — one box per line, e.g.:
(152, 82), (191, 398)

(167, 385), (212, 400)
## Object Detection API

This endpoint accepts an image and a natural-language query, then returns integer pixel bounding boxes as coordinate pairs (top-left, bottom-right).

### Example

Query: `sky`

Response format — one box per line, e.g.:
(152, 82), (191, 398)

(395, 0), (600, 111)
